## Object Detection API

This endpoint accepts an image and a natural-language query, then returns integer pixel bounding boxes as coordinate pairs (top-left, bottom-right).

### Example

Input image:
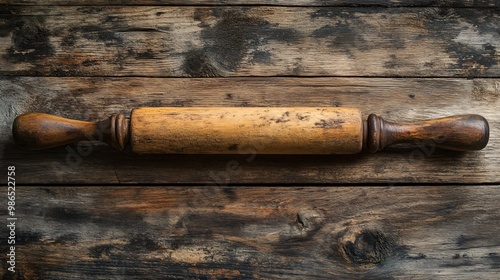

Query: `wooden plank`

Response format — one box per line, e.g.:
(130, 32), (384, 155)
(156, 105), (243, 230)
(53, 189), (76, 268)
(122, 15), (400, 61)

(1, 0), (499, 7)
(1, 185), (499, 279)
(1, 6), (500, 77)
(1, 77), (498, 184)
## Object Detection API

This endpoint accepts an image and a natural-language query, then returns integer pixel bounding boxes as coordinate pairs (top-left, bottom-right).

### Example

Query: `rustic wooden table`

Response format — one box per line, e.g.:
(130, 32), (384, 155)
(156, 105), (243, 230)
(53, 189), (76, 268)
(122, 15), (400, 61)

(1, 1), (499, 279)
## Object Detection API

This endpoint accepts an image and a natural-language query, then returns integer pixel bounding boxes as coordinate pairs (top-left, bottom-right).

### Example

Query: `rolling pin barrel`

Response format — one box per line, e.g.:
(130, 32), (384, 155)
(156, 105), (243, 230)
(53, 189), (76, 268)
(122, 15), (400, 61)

(12, 107), (489, 154)
(130, 107), (363, 154)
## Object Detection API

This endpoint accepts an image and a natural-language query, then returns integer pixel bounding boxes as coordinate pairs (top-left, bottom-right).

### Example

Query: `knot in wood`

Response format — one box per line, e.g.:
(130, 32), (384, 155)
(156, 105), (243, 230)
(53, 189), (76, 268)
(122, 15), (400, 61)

(334, 227), (397, 270)
(342, 229), (391, 266)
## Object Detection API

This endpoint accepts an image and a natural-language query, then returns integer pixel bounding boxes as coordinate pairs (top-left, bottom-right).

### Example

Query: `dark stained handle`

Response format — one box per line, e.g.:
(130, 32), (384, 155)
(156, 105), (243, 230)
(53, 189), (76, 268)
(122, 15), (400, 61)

(365, 114), (489, 152)
(12, 113), (130, 151)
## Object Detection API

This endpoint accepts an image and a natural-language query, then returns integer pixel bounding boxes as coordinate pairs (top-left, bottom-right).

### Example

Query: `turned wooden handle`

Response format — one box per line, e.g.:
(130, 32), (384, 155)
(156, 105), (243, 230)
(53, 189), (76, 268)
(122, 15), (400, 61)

(365, 114), (489, 152)
(12, 113), (130, 151)
(12, 108), (489, 154)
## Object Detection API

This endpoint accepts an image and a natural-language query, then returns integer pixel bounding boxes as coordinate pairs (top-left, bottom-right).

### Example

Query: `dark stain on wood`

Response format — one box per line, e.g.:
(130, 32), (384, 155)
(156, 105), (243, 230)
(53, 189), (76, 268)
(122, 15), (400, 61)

(61, 33), (77, 46)
(4, 17), (55, 63)
(310, 8), (405, 54)
(312, 23), (367, 54)
(311, 23), (369, 51)
(16, 230), (43, 244)
(422, 8), (499, 77)
(222, 187), (238, 201)
(78, 25), (123, 47)
(135, 49), (156, 59)
(385, 54), (398, 69)
(448, 43), (497, 77)
(227, 144), (238, 151)
(127, 234), (160, 251)
(456, 234), (477, 247)
(81, 59), (99, 66)
(250, 50), (272, 64)
(89, 244), (115, 258)
(270, 111), (291, 123)
(296, 113), (311, 121)
(91, 210), (146, 229)
(184, 9), (301, 77)
(488, 253), (500, 269)
(406, 253), (427, 259)
(315, 118), (345, 128)
(45, 207), (89, 224)
(76, 7), (104, 14)
(101, 15), (123, 24)
(181, 212), (252, 236)
(440, 259), (475, 268)
(164, 99), (194, 107)
(55, 233), (80, 244)
(434, 203), (459, 214)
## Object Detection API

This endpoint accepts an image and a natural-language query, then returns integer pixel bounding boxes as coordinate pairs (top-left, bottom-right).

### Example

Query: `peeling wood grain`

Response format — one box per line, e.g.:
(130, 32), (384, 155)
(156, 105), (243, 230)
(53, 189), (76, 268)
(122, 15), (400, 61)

(1, 77), (498, 184)
(0, 186), (499, 279)
(1, 0), (499, 7)
(1, 6), (499, 77)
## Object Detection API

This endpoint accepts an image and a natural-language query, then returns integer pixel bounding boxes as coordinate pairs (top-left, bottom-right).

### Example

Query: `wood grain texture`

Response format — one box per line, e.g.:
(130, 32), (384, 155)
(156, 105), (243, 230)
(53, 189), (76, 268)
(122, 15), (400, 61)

(12, 112), (130, 151)
(1, 1), (498, 279)
(2, 0), (499, 7)
(0, 185), (499, 279)
(1, 77), (498, 184)
(365, 114), (490, 152)
(1, 6), (499, 77)
(130, 107), (363, 154)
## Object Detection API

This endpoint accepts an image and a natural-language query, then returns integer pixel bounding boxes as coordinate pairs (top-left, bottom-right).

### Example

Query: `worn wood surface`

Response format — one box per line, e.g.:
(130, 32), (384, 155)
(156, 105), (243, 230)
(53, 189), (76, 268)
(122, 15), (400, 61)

(1, 77), (498, 184)
(2, 0), (500, 7)
(1, 6), (500, 77)
(1, 186), (500, 279)
(1, 2), (499, 279)
(130, 107), (364, 154)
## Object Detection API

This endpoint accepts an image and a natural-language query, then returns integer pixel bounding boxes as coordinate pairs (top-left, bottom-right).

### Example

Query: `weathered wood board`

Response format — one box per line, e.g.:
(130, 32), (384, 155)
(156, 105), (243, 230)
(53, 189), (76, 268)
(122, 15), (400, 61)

(1, 186), (500, 279)
(1, 6), (499, 77)
(2, 0), (500, 7)
(1, 2), (499, 279)
(1, 77), (498, 184)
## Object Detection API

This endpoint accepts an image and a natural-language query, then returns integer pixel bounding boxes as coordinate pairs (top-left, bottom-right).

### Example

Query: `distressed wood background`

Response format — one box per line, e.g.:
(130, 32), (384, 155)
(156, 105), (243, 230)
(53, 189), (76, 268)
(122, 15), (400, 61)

(0, 1), (499, 279)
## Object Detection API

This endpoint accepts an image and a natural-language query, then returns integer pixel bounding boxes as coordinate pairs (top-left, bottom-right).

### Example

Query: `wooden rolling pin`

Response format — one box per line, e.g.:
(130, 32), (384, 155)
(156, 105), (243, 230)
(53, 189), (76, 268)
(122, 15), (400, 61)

(12, 107), (489, 154)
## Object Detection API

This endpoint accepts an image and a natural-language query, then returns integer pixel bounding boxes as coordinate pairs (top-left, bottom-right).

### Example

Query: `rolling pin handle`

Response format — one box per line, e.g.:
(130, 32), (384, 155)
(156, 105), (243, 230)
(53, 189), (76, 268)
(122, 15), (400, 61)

(365, 114), (489, 152)
(12, 113), (130, 151)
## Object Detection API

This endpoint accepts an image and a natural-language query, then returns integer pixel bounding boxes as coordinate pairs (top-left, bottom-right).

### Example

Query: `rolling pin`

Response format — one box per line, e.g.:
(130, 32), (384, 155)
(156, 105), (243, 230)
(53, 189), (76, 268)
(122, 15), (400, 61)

(12, 107), (489, 154)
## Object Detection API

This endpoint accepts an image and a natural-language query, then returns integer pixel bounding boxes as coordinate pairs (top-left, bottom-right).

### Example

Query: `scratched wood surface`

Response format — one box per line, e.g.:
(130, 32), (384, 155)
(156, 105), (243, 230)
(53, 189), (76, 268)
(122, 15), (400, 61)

(1, 77), (499, 184)
(1, 186), (500, 279)
(1, 2), (500, 280)
(1, 6), (500, 77)
(2, 0), (500, 7)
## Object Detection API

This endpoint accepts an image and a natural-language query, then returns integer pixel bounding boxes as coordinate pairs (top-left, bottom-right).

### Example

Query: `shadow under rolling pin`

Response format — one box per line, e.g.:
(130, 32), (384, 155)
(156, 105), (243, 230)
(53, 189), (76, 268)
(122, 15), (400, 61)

(12, 107), (489, 154)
